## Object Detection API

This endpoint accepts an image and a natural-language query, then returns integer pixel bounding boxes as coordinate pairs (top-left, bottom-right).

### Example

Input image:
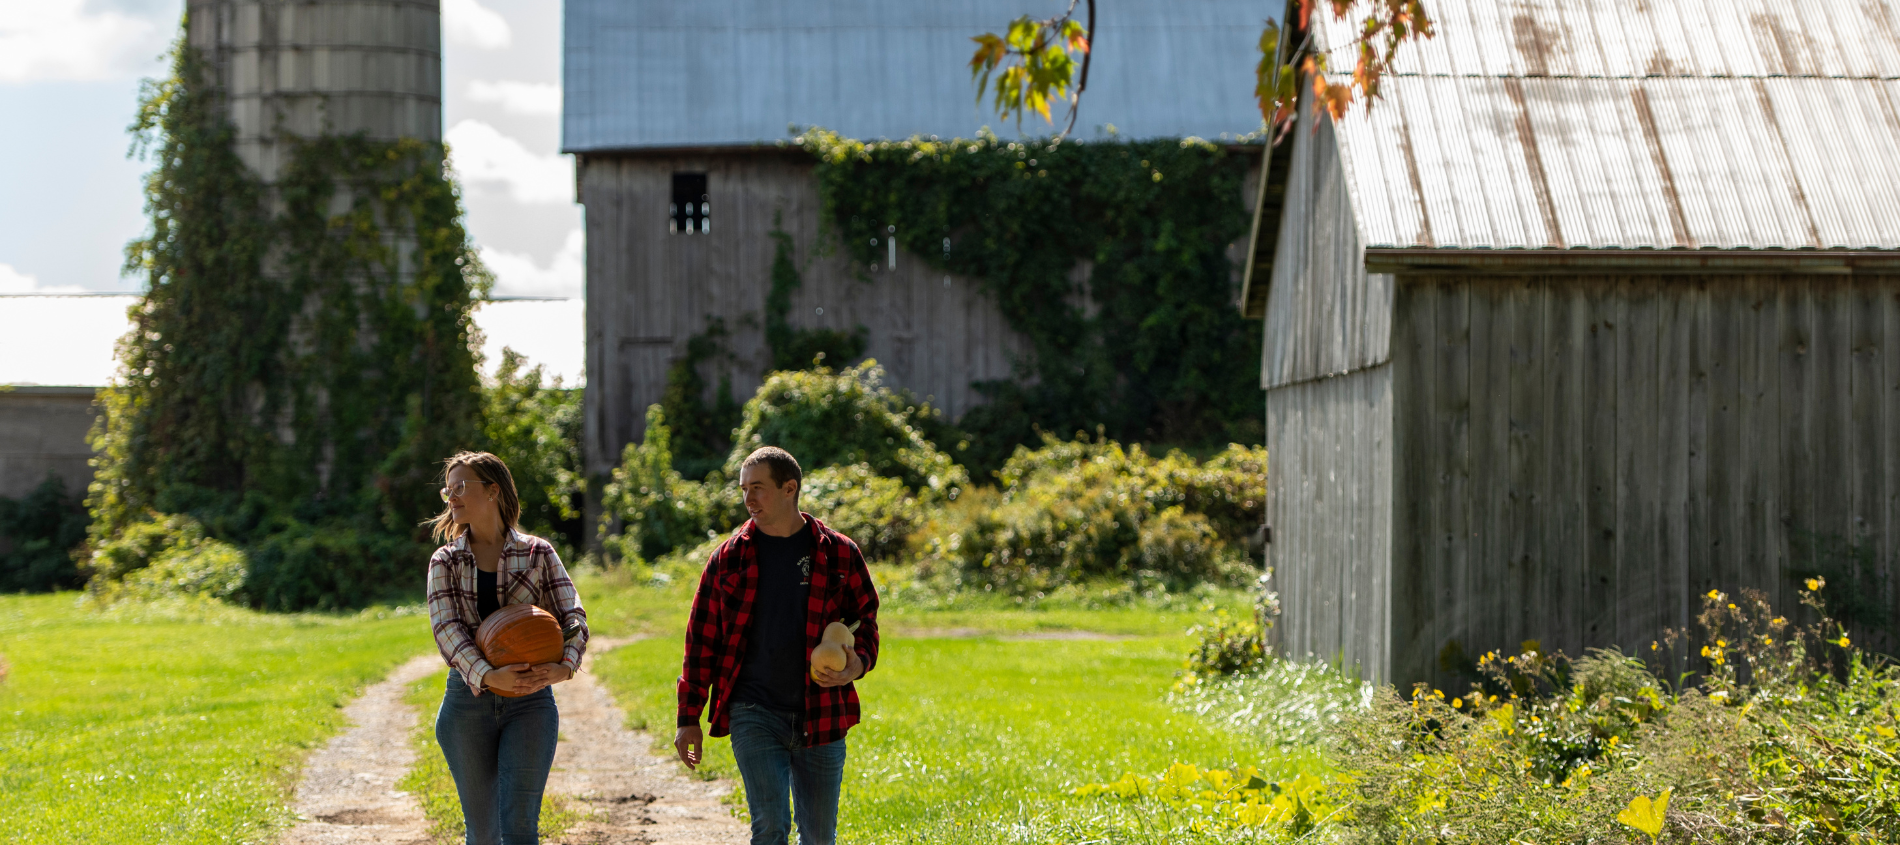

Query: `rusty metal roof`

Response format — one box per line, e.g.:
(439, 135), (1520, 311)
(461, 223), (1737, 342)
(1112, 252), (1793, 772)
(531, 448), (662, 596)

(1308, 0), (1900, 251)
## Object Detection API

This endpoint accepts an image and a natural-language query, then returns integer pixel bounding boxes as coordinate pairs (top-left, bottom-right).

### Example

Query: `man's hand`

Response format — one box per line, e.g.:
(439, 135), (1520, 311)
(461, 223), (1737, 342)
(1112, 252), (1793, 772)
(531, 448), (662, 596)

(483, 663), (545, 695)
(811, 648), (864, 688)
(674, 725), (703, 770)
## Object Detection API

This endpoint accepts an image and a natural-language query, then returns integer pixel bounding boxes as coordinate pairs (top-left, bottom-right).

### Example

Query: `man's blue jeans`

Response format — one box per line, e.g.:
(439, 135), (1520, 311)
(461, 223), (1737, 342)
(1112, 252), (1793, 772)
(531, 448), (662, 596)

(728, 701), (847, 845)
(436, 669), (560, 845)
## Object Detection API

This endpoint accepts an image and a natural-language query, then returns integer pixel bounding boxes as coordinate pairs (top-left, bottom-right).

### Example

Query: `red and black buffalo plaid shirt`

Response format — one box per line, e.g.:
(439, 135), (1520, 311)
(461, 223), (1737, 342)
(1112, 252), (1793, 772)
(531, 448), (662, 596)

(677, 513), (880, 747)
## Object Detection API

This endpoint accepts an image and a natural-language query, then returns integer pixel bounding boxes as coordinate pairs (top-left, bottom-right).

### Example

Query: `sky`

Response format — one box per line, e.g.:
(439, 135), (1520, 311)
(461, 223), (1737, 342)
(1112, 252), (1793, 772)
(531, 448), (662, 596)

(0, 0), (582, 380)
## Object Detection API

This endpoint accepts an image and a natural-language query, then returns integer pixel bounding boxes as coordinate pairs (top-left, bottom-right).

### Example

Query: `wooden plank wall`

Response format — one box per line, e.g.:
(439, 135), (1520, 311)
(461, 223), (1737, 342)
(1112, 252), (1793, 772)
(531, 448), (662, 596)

(1267, 363), (1394, 681)
(578, 151), (1031, 480)
(1392, 274), (1900, 687)
(1260, 89), (1394, 389)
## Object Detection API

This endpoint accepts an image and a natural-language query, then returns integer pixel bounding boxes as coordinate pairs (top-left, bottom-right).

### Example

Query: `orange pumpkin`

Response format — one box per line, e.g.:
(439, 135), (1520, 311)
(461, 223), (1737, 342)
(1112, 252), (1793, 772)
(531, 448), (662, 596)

(476, 603), (565, 697)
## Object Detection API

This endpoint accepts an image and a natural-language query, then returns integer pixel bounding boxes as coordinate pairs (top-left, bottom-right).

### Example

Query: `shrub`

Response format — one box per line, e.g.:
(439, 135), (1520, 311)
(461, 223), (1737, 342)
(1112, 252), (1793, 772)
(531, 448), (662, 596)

(1329, 583), (1900, 845)
(241, 521), (424, 611)
(723, 360), (967, 498)
(799, 463), (918, 563)
(481, 347), (583, 549)
(1175, 608), (1268, 687)
(0, 475), (89, 592)
(110, 535), (248, 603)
(600, 405), (744, 563)
(913, 435), (1261, 592)
(87, 512), (249, 603)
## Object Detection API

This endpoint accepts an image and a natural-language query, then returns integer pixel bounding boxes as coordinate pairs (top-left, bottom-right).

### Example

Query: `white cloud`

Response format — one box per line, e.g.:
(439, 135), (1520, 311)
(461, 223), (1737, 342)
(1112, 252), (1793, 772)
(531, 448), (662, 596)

(0, 0), (166, 84)
(481, 229), (582, 298)
(476, 299), (584, 385)
(443, 0), (512, 49)
(446, 119), (573, 204)
(466, 79), (562, 116)
(0, 262), (83, 293)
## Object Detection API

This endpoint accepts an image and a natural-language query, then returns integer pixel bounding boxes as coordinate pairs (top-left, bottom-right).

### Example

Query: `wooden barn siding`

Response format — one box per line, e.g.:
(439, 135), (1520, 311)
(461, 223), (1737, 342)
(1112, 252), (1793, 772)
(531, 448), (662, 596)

(578, 152), (1030, 479)
(1260, 91), (1394, 390)
(1267, 364), (1394, 681)
(1392, 274), (1900, 687)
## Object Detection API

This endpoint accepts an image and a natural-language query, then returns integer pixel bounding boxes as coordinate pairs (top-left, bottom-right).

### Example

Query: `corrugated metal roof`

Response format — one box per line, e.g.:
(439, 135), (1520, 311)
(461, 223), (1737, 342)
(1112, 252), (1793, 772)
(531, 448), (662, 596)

(562, 0), (1268, 152)
(1308, 0), (1900, 250)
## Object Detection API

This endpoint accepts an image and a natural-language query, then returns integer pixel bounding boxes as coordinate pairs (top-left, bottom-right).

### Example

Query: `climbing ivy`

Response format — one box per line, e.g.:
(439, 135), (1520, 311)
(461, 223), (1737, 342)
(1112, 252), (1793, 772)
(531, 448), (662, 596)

(92, 32), (487, 609)
(802, 129), (1263, 474)
(659, 317), (741, 480)
(765, 215), (867, 373)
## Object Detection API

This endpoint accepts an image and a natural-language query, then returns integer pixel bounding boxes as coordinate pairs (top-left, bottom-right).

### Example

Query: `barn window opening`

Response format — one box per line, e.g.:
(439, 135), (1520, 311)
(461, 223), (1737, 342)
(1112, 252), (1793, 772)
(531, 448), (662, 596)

(670, 173), (709, 234)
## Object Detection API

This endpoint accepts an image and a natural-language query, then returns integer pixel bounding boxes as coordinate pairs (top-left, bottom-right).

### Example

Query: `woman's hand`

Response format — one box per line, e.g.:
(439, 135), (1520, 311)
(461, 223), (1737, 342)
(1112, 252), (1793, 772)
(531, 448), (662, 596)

(483, 663), (542, 694)
(524, 662), (574, 694)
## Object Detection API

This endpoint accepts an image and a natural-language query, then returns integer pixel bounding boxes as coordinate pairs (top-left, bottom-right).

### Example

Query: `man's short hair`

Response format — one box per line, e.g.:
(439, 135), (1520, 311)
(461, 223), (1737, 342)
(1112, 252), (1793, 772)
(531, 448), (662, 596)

(740, 446), (803, 493)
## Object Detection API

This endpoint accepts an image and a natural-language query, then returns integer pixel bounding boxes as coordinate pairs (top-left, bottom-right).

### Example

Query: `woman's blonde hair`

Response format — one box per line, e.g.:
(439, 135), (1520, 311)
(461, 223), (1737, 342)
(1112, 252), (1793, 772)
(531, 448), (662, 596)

(429, 451), (521, 544)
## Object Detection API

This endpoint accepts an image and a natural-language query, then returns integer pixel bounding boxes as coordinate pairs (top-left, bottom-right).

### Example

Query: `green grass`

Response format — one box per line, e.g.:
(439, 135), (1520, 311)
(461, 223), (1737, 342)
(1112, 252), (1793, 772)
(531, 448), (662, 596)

(583, 571), (1327, 844)
(398, 669), (586, 844)
(0, 593), (431, 844)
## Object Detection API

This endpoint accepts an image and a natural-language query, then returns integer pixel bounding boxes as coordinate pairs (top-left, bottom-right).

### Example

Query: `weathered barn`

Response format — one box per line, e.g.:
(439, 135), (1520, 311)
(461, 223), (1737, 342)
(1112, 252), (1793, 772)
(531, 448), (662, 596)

(1245, 0), (1900, 685)
(562, 0), (1266, 492)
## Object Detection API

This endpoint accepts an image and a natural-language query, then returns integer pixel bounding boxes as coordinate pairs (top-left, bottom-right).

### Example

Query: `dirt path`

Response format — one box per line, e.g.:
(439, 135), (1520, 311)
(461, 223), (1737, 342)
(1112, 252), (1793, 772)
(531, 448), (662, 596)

(279, 653), (439, 845)
(278, 641), (746, 845)
(546, 637), (747, 845)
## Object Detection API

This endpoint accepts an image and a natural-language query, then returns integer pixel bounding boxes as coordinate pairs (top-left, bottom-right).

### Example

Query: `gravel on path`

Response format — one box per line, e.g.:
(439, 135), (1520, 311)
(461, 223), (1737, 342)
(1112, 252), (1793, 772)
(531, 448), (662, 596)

(278, 653), (439, 845)
(277, 639), (747, 845)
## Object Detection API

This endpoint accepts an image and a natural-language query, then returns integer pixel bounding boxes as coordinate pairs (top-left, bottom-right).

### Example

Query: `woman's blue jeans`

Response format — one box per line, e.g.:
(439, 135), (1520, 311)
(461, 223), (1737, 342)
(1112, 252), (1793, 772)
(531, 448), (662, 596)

(436, 669), (559, 845)
(728, 701), (847, 845)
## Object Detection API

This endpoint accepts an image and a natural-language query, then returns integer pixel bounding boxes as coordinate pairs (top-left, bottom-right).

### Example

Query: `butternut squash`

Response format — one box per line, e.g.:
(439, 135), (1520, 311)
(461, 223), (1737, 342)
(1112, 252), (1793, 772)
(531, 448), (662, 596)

(809, 620), (860, 678)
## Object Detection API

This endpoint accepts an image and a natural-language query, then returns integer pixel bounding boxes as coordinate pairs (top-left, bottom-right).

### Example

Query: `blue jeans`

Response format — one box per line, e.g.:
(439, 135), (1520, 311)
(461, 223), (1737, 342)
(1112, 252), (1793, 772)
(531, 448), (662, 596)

(436, 669), (559, 845)
(728, 701), (847, 845)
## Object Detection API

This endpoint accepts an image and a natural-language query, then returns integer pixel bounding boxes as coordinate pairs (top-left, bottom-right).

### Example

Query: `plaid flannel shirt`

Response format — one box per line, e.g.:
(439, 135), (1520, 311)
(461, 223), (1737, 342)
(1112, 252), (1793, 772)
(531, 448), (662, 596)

(427, 528), (588, 695)
(677, 514), (880, 748)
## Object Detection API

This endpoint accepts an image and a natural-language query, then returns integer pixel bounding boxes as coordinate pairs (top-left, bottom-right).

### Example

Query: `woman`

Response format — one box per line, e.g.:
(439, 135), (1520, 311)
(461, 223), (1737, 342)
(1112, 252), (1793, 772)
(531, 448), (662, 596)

(425, 450), (589, 844)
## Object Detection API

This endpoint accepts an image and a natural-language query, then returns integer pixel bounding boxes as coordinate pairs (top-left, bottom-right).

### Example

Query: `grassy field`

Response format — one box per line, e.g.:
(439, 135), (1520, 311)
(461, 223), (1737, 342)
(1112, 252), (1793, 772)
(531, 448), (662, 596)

(581, 569), (1324, 844)
(0, 593), (430, 844)
(0, 568), (1306, 844)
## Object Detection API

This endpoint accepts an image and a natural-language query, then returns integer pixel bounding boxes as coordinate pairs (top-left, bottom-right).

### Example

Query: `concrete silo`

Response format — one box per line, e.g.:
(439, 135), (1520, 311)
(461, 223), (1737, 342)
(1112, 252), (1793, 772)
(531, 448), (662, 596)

(184, 0), (441, 183)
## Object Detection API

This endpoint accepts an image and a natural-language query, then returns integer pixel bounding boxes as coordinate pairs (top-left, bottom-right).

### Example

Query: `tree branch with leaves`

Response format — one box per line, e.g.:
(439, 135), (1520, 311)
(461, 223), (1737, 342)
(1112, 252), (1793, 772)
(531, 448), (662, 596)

(973, 0), (1432, 141)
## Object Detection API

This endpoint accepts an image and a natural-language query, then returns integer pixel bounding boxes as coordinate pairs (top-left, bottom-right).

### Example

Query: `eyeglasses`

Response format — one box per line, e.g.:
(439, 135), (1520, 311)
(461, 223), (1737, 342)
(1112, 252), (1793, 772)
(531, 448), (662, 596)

(440, 479), (490, 502)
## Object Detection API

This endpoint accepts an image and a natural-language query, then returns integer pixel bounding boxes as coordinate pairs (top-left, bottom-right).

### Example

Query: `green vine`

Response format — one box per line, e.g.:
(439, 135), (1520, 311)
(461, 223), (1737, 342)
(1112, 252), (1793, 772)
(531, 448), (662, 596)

(802, 129), (1263, 473)
(93, 30), (487, 609)
(765, 214), (866, 372)
(659, 317), (741, 480)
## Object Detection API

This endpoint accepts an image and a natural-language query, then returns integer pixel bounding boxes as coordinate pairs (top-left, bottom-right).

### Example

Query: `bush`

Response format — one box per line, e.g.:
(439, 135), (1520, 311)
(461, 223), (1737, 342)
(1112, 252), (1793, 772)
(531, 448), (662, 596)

(0, 475), (89, 592)
(482, 347), (583, 549)
(1329, 582), (1900, 845)
(800, 463), (918, 562)
(1175, 608), (1268, 687)
(913, 435), (1262, 593)
(87, 512), (249, 603)
(241, 521), (424, 611)
(108, 535), (248, 603)
(600, 405), (744, 563)
(723, 360), (967, 498)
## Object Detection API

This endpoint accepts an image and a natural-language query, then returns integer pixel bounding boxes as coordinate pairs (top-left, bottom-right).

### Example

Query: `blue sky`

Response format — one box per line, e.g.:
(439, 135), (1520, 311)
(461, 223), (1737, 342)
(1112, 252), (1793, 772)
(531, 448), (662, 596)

(0, 0), (581, 298)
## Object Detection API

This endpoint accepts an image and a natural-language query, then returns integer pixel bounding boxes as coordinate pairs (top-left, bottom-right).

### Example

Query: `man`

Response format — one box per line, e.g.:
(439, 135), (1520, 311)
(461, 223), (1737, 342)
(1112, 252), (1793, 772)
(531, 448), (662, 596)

(674, 446), (880, 845)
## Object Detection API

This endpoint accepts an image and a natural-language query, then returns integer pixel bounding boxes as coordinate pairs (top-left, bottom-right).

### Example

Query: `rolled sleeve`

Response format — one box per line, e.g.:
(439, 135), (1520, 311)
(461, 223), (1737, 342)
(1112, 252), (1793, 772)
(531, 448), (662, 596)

(427, 549), (495, 693)
(536, 543), (589, 672)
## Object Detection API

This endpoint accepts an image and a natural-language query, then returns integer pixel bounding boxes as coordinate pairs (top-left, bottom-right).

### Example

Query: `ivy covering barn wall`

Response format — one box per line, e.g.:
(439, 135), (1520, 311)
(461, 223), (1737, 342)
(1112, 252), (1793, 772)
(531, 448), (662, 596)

(90, 35), (488, 610)
(802, 129), (1263, 473)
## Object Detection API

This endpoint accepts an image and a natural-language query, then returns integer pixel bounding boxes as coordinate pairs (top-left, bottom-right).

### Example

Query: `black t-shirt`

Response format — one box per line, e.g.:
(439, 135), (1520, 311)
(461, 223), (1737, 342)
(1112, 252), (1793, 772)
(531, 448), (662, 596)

(730, 522), (814, 713)
(477, 568), (500, 621)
